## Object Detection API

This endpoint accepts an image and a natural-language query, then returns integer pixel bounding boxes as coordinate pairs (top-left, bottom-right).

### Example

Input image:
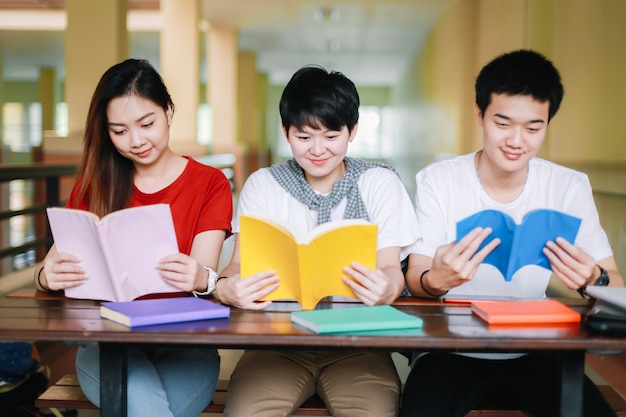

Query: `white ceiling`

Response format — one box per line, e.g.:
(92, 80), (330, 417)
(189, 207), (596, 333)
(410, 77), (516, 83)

(0, 0), (454, 86)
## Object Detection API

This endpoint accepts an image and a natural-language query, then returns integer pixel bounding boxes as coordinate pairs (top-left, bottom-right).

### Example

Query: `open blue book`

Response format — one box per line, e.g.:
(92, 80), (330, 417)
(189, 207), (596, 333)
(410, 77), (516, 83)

(456, 209), (582, 281)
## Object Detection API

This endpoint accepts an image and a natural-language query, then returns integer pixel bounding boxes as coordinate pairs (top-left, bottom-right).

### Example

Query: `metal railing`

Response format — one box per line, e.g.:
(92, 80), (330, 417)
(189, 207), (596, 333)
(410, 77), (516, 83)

(0, 163), (77, 273)
(0, 155), (236, 277)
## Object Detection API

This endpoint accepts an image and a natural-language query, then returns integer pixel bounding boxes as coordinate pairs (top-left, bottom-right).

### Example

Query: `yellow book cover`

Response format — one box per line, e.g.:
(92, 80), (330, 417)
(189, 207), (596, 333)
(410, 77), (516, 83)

(240, 212), (378, 310)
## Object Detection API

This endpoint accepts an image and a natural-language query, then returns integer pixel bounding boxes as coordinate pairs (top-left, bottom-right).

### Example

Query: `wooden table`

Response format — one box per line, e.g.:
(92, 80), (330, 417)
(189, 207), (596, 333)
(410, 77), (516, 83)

(0, 294), (623, 417)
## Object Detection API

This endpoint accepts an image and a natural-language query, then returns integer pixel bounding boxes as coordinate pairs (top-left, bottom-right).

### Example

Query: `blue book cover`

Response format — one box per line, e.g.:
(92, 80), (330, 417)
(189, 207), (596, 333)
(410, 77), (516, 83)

(100, 297), (230, 327)
(456, 209), (582, 281)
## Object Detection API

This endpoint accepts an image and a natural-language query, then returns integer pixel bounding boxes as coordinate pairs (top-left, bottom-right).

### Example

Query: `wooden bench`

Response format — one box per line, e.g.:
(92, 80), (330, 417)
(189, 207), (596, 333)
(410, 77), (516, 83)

(37, 374), (330, 416)
(36, 374), (626, 417)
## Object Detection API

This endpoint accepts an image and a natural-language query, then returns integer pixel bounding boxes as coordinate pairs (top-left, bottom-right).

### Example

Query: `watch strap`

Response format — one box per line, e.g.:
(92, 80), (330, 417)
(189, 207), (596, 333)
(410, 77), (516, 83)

(192, 266), (218, 297)
(577, 264), (610, 298)
(594, 264), (610, 286)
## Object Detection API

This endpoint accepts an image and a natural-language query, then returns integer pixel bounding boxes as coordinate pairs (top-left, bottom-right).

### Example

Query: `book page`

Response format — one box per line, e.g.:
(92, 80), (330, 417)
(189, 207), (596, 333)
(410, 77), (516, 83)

(47, 205), (180, 302)
(456, 210), (515, 280)
(98, 204), (180, 301)
(303, 223), (377, 310)
(239, 214), (377, 310)
(239, 214), (301, 303)
(239, 212), (370, 244)
(304, 218), (372, 244)
(241, 211), (300, 241)
(47, 208), (118, 301)
(456, 209), (581, 282)
(508, 209), (581, 279)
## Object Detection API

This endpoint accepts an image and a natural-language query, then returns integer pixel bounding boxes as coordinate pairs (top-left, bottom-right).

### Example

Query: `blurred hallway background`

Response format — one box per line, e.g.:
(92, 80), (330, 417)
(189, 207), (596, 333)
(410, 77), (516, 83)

(0, 0), (624, 279)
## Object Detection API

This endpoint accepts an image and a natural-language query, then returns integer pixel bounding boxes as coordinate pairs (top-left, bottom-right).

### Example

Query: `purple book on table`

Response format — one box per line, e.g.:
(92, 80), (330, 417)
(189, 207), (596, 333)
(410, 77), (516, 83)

(100, 297), (230, 327)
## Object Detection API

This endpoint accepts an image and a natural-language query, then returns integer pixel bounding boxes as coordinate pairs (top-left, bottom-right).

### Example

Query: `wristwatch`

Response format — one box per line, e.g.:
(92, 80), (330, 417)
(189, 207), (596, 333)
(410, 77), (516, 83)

(594, 265), (610, 286)
(577, 265), (610, 297)
(192, 266), (218, 297)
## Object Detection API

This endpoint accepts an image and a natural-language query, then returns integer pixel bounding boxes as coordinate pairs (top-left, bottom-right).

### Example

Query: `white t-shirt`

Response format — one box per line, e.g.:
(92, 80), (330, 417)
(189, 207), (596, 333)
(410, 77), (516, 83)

(410, 152), (612, 299)
(234, 165), (418, 260)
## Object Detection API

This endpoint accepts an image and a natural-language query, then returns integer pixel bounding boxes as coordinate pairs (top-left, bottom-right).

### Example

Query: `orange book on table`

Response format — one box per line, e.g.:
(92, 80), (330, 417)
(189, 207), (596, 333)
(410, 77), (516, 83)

(470, 299), (582, 325)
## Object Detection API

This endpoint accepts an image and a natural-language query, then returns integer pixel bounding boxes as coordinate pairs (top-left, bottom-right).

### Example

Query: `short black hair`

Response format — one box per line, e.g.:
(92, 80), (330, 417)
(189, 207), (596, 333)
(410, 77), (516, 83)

(279, 65), (359, 133)
(475, 49), (564, 121)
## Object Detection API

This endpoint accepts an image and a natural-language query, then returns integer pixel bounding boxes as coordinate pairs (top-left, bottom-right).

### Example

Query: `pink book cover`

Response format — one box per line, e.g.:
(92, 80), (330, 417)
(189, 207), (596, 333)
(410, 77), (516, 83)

(100, 297), (230, 327)
(46, 204), (180, 302)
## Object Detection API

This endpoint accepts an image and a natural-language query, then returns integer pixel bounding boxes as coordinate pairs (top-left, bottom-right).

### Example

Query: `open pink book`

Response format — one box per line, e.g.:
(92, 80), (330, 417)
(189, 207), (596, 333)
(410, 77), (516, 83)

(46, 204), (180, 302)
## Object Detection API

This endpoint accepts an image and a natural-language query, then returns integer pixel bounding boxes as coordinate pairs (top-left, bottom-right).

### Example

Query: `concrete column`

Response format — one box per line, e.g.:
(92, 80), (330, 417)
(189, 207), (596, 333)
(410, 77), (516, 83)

(0, 53), (4, 150)
(238, 51), (257, 149)
(206, 25), (244, 189)
(65, 0), (128, 142)
(207, 25), (238, 154)
(238, 51), (270, 173)
(38, 67), (56, 133)
(0, 53), (7, 273)
(160, 0), (204, 156)
(256, 71), (269, 151)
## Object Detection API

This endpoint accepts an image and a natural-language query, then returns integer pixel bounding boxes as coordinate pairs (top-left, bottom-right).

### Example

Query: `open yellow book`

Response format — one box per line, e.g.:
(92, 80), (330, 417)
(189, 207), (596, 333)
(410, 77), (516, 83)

(239, 212), (378, 310)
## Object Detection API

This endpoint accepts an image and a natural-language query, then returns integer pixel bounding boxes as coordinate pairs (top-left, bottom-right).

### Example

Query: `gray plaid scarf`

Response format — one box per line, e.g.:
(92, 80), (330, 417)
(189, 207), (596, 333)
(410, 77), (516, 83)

(269, 157), (397, 225)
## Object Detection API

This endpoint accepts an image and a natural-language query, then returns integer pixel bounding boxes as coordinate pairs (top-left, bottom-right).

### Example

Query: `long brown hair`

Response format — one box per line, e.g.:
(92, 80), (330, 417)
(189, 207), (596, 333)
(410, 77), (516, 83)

(72, 59), (175, 217)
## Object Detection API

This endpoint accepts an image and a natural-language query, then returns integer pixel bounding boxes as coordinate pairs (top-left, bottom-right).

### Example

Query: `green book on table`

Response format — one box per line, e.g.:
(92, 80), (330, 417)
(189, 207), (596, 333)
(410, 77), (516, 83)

(290, 305), (423, 334)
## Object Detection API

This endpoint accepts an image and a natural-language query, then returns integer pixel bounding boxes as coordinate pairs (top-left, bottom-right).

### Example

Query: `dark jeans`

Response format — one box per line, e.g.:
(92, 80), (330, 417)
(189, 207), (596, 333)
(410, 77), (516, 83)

(399, 352), (617, 417)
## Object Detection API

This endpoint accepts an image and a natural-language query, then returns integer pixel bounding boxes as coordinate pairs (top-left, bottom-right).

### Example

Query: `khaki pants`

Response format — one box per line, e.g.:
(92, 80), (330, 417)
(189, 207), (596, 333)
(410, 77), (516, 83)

(223, 350), (400, 417)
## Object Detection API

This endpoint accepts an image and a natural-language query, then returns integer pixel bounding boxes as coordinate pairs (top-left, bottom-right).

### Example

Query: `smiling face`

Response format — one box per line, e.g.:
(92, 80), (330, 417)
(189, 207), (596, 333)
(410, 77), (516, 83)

(284, 122), (357, 191)
(106, 94), (173, 165)
(475, 93), (550, 176)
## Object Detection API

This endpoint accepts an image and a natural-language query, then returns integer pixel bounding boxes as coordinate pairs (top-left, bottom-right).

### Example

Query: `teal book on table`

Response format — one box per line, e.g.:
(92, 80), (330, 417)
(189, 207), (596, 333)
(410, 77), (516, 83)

(456, 209), (582, 282)
(290, 305), (423, 334)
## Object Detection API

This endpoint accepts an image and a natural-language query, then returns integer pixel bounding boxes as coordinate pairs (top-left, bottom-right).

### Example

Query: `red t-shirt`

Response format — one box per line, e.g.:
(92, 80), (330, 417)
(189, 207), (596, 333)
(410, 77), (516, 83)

(67, 157), (233, 255)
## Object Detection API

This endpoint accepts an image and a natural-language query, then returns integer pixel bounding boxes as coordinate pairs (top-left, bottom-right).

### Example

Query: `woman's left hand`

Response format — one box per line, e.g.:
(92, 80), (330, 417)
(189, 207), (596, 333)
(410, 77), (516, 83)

(543, 237), (597, 290)
(158, 253), (207, 293)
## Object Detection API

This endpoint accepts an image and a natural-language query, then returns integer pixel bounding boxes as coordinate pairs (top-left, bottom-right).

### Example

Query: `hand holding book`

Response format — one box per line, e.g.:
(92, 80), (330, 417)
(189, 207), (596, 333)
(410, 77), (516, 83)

(239, 212), (378, 310)
(47, 204), (180, 302)
(456, 209), (582, 281)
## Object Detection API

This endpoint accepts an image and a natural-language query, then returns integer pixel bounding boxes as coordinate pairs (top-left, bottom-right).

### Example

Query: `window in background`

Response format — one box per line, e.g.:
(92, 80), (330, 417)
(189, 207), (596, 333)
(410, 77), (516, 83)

(8, 180), (36, 270)
(55, 102), (69, 137)
(1, 103), (46, 270)
(2, 103), (42, 151)
(197, 104), (213, 147)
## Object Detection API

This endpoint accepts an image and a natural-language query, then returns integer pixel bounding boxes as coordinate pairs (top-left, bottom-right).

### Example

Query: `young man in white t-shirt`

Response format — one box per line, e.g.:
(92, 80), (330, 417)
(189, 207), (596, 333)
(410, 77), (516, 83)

(401, 50), (623, 417)
(216, 66), (418, 417)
